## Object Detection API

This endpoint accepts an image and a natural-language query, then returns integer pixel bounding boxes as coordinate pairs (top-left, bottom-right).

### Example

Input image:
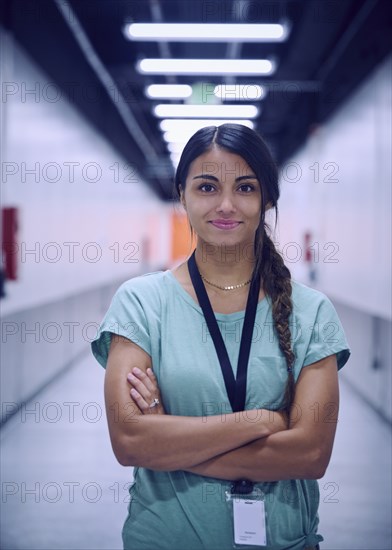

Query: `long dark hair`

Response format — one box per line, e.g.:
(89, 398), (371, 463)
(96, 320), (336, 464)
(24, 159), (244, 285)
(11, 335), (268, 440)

(174, 123), (295, 414)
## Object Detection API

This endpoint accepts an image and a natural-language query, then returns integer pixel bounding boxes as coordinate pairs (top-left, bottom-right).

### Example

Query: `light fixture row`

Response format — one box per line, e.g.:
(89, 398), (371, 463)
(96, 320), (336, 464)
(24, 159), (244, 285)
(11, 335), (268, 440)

(145, 84), (265, 101)
(137, 58), (274, 76)
(125, 23), (289, 42)
(154, 104), (259, 119)
(124, 22), (288, 167)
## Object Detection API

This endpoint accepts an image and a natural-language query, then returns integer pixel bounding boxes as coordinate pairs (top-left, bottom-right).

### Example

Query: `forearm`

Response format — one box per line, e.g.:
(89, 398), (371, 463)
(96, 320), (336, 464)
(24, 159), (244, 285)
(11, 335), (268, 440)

(119, 409), (285, 470)
(186, 427), (323, 481)
(186, 357), (341, 482)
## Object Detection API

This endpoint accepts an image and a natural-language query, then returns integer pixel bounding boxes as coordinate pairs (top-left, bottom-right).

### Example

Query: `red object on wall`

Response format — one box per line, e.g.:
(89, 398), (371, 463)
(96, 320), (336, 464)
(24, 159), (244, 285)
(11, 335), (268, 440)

(304, 231), (312, 263)
(2, 207), (19, 280)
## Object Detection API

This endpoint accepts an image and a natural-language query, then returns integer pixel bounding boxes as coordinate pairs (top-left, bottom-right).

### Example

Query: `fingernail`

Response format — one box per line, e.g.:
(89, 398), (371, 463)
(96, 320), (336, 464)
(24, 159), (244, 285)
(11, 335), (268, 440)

(133, 367), (141, 375)
(127, 373), (134, 381)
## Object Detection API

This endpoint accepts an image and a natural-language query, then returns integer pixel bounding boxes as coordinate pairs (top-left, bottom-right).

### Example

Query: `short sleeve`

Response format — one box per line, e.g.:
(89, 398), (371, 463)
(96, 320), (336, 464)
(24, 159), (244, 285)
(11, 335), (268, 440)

(303, 295), (350, 370)
(91, 282), (152, 369)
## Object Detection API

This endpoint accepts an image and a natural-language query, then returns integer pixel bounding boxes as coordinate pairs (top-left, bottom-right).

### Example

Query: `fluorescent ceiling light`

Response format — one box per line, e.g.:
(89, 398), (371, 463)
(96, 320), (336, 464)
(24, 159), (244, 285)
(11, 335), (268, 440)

(145, 84), (192, 99)
(214, 84), (265, 101)
(164, 131), (199, 144)
(170, 152), (181, 164)
(154, 104), (259, 118)
(137, 58), (274, 76)
(159, 119), (255, 132)
(126, 23), (288, 42)
(167, 142), (185, 154)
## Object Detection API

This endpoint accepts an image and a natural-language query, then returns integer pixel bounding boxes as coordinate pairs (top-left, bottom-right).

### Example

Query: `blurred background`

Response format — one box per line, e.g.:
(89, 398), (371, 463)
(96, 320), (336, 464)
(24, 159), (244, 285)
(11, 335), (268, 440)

(0, 0), (391, 549)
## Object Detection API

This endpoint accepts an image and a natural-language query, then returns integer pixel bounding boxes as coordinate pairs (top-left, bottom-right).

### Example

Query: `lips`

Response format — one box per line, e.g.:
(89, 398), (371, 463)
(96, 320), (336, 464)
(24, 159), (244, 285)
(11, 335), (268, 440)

(210, 220), (241, 230)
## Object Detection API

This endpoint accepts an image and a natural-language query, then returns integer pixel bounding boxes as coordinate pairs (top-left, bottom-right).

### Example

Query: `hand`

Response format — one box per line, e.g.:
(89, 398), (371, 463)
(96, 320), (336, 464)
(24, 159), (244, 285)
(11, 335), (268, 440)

(127, 367), (166, 415)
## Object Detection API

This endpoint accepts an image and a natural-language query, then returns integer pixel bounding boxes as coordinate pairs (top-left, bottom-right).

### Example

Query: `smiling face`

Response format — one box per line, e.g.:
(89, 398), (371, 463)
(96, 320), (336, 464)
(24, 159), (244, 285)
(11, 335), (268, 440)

(180, 146), (263, 251)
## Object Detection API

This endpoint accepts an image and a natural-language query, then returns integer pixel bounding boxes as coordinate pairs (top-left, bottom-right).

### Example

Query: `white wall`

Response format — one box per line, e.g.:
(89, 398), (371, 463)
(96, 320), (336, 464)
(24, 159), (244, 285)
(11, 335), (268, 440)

(276, 55), (391, 320)
(1, 28), (173, 316)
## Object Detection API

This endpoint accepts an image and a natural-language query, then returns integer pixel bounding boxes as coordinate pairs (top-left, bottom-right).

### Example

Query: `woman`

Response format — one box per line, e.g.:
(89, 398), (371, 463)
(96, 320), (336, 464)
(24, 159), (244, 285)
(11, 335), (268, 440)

(91, 124), (350, 550)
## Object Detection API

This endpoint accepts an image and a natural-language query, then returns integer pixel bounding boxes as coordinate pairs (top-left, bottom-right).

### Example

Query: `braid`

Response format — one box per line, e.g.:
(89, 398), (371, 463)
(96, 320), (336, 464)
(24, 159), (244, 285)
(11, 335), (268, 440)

(255, 228), (295, 415)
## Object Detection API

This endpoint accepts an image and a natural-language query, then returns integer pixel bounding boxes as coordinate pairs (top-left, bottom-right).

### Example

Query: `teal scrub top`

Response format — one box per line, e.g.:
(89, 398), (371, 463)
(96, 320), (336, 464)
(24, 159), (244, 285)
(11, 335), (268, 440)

(91, 269), (351, 550)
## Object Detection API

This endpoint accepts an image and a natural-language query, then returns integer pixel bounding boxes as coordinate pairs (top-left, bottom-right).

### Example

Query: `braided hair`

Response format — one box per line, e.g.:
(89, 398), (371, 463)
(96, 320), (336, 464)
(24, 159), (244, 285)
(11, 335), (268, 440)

(174, 124), (295, 413)
(256, 228), (295, 414)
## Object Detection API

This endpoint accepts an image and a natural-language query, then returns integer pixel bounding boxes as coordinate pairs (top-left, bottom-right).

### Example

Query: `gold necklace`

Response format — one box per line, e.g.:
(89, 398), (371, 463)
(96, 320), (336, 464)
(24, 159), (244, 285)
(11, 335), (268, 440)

(200, 273), (252, 291)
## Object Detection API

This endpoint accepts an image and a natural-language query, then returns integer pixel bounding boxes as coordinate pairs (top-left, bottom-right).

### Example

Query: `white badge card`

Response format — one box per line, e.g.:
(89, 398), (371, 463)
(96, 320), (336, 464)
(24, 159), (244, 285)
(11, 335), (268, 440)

(226, 489), (267, 548)
(233, 498), (266, 546)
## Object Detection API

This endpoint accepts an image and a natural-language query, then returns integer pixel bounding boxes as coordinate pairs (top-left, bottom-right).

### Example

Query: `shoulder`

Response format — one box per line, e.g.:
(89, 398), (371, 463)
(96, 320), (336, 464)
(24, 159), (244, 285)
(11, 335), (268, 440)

(289, 279), (351, 371)
(114, 270), (169, 310)
(290, 279), (335, 316)
(119, 270), (167, 293)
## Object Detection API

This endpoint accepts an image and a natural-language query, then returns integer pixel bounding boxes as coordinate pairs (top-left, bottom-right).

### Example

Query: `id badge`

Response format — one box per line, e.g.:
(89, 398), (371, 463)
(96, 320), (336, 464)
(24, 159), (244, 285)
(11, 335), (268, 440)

(225, 482), (267, 548)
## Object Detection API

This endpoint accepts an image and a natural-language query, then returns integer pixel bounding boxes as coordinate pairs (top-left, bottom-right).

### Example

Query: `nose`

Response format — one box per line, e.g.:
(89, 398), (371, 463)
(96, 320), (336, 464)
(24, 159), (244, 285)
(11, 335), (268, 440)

(216, 191), (236, 213)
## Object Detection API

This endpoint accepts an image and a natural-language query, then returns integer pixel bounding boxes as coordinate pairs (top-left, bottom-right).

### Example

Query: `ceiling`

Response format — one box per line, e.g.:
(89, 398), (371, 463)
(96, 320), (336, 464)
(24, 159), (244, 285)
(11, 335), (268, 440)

(2, 0), (391, 200)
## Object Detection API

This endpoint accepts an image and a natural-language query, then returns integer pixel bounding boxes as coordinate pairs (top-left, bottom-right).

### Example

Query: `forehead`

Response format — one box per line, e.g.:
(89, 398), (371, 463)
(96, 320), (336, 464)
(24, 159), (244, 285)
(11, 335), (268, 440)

(187, 147), (254, 179)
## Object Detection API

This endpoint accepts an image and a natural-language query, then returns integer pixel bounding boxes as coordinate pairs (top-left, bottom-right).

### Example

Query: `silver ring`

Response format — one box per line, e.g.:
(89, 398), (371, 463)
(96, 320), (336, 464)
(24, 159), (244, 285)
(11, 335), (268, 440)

(149, 398), (160, 409)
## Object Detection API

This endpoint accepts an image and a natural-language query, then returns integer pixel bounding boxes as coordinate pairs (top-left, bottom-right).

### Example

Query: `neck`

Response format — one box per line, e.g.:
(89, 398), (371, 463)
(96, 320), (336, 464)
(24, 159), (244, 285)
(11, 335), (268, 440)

(194, 241), (256, 286)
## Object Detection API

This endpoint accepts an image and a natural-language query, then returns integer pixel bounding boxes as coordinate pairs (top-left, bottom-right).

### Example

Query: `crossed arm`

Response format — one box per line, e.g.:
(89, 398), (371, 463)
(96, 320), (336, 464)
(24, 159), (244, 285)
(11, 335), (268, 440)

(104, 334), (339, 481)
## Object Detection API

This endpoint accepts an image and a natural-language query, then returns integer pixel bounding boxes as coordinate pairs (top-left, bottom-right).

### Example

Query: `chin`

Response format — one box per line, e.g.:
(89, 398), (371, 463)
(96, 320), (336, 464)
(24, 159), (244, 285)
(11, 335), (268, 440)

(202, 235), (251, 251)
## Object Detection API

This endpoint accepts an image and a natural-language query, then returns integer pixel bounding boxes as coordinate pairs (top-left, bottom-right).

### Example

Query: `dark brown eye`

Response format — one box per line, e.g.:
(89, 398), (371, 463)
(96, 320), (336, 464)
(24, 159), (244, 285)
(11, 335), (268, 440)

(198, 184), (215, 192)
(238, 184), (255, 192)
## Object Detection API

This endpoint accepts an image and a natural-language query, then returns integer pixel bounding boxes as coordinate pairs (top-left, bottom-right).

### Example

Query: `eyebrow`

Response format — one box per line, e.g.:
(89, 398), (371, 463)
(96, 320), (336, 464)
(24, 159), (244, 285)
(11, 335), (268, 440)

(192, 174), (258, 182)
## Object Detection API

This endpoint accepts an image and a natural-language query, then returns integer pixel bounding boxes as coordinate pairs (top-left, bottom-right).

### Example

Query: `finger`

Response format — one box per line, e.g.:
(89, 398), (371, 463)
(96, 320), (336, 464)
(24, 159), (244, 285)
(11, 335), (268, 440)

(127, 373), (152, 402)
(146, 369), (160, 396)
(130, 389), (150, 412)
(131, 367), (156, 394)
(146, 368), (158, 384)
(131, 389), (161, 415)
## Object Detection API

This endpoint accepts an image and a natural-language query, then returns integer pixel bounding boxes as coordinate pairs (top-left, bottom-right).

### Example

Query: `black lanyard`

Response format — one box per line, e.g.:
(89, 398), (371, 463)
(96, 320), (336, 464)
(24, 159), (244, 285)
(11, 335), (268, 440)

(187, 249), (261, 413)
